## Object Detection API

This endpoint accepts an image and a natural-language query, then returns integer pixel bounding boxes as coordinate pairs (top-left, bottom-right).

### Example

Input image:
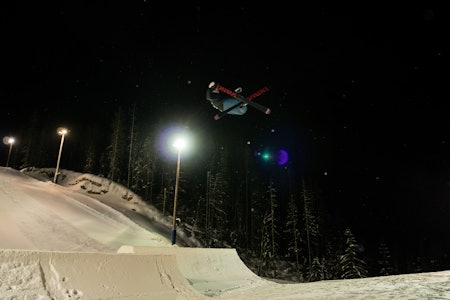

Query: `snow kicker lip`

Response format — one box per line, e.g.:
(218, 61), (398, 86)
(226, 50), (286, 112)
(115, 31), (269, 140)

(4, 247), (450, 299)
(0, 246), (265, 299)
(0, 248), (204, 299)
(118, 246), (266, 296)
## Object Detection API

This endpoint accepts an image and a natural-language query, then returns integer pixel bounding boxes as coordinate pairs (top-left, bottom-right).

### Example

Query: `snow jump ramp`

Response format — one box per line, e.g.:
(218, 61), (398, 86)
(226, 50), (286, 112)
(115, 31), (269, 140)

(0, 247), (266, 299)
(118, 246), (266, 296)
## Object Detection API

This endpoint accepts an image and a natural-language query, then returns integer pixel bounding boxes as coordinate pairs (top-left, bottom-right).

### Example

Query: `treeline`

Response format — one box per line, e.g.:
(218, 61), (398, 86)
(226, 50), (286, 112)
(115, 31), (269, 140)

(4, 105), (446, 282)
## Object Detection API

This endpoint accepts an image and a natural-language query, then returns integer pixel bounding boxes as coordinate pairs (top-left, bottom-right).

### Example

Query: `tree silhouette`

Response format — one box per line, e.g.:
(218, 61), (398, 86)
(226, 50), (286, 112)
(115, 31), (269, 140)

(340, 227), (368, 279)
(308, 256), (325, 282)
(377, 239), (395, 276)
(105, 106), (126, 182)
(301, 179), (320, 278)
(284, 193), (302, 280)
(257, 182), (280, 277)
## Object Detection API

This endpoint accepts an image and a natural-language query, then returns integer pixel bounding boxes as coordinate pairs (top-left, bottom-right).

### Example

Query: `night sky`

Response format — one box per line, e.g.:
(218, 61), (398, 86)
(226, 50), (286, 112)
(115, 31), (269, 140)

(2, 3), (448, 261)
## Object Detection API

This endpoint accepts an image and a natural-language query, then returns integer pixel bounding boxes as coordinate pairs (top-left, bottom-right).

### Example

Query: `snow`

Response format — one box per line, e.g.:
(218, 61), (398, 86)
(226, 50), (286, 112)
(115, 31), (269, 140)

(1, 166), (450, 299)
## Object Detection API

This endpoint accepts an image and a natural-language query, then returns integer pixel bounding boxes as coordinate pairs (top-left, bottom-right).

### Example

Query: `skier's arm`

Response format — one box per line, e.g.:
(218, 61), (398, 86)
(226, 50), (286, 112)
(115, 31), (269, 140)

(206, 82), (224, 111)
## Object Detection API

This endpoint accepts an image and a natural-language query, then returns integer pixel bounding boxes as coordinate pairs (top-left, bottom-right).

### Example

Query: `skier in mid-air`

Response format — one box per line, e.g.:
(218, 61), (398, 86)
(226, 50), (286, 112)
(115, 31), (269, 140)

(206, 81), (248, 116)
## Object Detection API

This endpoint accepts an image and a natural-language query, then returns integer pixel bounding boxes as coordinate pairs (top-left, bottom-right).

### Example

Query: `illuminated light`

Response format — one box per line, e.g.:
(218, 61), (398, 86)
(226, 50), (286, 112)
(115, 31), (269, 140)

(53, 127), (69, 183)
(173, 137), (187, 150)
(156, 125), (193, 161)
(58, 128), (68, 135)
(3, 136), (15, 145)
(4, 136), (15, 167)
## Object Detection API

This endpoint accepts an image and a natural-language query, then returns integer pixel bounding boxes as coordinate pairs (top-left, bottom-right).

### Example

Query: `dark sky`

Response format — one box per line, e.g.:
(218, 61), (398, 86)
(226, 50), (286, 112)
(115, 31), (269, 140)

(1, 2), (449, 258)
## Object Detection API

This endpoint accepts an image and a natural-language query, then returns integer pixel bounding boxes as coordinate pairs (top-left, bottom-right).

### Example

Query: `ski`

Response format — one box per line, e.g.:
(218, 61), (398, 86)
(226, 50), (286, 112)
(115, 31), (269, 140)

(214, 84), (271, 120)
(217, 85), (271, 114)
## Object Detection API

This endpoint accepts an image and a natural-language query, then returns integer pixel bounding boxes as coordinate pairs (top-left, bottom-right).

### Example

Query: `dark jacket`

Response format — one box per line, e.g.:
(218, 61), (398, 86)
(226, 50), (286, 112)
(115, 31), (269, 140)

(206, 85), (224, 111)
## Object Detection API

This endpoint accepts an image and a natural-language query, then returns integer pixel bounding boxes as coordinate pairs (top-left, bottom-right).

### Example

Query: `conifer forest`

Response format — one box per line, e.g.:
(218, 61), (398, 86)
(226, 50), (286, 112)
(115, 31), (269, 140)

(6, 105), (447, 282)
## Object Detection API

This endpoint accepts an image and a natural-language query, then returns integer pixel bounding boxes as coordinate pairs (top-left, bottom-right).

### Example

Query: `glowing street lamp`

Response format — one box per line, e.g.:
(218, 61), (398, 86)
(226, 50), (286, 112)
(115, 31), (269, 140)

(53, 127), (68, 184)
(171, 137), (187, 245)
(5, 136), (15, 167)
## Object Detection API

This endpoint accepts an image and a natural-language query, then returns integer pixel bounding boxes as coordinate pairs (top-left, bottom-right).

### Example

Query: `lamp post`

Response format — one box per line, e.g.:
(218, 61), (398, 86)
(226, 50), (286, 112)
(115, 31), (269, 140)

(53, 127), (68, 184)
(6, 137), (14, 167)
(171, 137), (186, 245)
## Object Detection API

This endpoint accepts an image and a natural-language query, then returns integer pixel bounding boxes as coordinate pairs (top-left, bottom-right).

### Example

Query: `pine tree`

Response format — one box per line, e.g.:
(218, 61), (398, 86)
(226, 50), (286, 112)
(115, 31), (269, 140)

(208, 171), (229, 246)
(241, 143), (253, 249)
(377, 239), (395, 276)
(82, 125), (100, 174)
(154, 167), (173, 214)
(19, 111), (50, 168)
(339, 227), (368, 279)
(284, 193), (302, 280)
(258, 209), (273, 276)
(246, 167), (266, 253)
(19, 111), (38, 168)
(308, 256), (325, 282)
(126, 102), (137, 188)
(301, 179), (320, 277)
(82, 143), (96, 174)
(105, 106), (126, 182)
(204, 147), (232, 247)
(323, 241), (340, 280)
(129, 131), (157, 202)
(268, 182), (278, 257)
(257, 182), (280, 278)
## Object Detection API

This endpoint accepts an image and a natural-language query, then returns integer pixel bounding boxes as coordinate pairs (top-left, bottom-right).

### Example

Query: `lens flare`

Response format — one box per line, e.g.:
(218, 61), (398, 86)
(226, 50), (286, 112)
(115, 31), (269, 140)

(276, 149), (289, 165)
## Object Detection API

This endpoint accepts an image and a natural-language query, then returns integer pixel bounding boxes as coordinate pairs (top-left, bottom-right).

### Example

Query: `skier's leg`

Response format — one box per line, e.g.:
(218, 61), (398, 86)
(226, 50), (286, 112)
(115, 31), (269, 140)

(223, 99), (247, 115)
(233, 105), (247, 115)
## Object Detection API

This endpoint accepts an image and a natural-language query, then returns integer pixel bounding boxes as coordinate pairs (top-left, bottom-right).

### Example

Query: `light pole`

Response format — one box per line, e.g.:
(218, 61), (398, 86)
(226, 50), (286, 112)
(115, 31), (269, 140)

(171, 137), (186, 245)
(53, 127), (68, 184)
(5, 137), (14, 167)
